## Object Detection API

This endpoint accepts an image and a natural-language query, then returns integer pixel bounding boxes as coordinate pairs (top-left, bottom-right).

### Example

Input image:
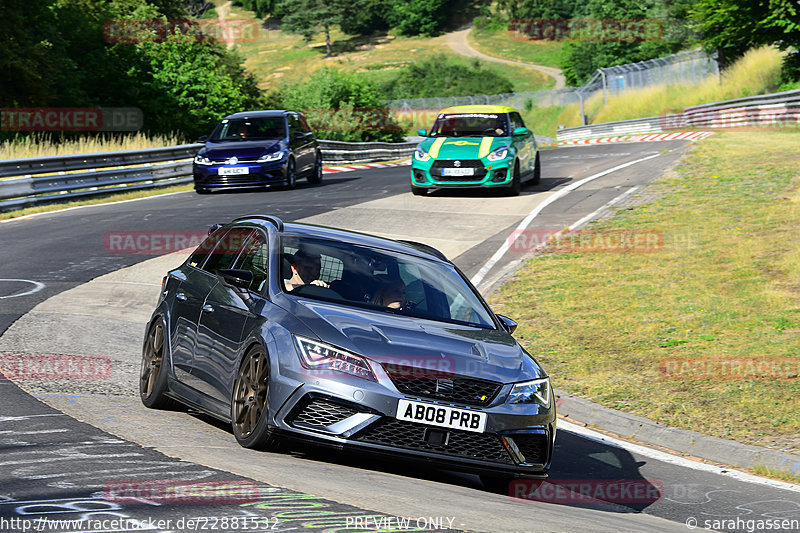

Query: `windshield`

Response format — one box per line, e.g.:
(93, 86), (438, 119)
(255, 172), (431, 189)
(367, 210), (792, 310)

(208, 117), (286, 142)
(429, 113), (510, 137)
(280, 236), (497, 329)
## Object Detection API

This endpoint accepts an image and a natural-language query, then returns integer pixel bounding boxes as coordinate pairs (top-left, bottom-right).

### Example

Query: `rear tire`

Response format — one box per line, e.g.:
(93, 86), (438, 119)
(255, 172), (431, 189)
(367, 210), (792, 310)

(307, 152), (323, 184)
(232, 346), (281, 450)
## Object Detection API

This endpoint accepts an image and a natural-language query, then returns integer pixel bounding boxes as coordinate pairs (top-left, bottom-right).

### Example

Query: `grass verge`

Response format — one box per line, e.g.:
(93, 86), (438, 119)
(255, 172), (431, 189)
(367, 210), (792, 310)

(489, 131), (800, 451)
(0, 133), (186, 160)
(469, 27), (564, 68)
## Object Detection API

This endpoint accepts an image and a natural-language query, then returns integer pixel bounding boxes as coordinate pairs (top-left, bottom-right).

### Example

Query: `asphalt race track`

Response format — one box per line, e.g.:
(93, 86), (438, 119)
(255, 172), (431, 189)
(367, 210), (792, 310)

(1, 142), (798, 533)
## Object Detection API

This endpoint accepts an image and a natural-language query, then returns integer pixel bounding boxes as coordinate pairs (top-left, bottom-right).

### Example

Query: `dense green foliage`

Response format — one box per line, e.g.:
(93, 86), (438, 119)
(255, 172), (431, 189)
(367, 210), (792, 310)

(0, 0), (263, 139)
(268, 69), (405, 142)
(380, 55), (515, 99)
(691, 0), (800, 70)
(558, 0), (685, 85)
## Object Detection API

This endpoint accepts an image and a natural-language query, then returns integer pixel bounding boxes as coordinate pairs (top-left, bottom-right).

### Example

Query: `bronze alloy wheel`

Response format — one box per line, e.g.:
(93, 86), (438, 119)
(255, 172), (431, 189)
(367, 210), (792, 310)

(140, 318), (172, 408)
(232, 347), (270, 442)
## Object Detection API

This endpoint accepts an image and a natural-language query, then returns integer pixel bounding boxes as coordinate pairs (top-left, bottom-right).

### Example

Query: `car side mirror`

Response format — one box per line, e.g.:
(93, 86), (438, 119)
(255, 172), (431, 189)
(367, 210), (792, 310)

(217, 268), (254, 294)
(417, 128), (427, 136)
(513, 127), (529, 136)
(197, 135), (208, 142)
(497, 314), (518, 334)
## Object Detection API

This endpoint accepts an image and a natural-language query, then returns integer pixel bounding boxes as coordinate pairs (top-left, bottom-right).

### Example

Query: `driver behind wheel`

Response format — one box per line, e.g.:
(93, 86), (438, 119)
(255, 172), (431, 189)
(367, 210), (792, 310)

(284, 249), (329, 291)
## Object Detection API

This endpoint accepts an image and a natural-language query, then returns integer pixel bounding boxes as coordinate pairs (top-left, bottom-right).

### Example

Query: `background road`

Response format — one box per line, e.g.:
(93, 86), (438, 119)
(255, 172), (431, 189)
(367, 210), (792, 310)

(1, 142), (798, 532)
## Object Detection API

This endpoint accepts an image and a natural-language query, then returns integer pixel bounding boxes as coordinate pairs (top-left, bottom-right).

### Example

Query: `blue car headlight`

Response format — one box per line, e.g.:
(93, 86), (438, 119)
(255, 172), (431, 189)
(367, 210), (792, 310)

(294, 336), (376, 381)
(507, 378), (551, 407)
(258, 151), (287, 163)
(487, 146), (510, 162)
(414, 147), (431, 162)
(194, 155), (213, 165)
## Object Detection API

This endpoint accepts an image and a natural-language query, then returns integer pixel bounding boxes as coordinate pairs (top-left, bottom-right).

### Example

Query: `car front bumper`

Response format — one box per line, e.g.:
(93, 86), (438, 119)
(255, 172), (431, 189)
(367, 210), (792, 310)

(411, 157), (514, 189)
(193, 160), (289, 190)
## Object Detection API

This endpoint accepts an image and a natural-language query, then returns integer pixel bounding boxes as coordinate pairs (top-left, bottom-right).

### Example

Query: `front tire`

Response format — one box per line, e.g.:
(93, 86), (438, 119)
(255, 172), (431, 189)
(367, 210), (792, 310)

(140, 318), (173, 409)
(505, 161), (521, 196)
(284, 158), (297, 190)
(232, 346), (280, 450)
(307, 152), (323, 184)
(411, 185), (427, 196)
(531, 152), (541, 186)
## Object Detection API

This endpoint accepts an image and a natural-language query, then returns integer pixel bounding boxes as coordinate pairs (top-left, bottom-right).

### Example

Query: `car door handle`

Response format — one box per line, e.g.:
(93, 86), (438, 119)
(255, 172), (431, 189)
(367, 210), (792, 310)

(176, 292), (187, 301)
(202, 304), (214, 313)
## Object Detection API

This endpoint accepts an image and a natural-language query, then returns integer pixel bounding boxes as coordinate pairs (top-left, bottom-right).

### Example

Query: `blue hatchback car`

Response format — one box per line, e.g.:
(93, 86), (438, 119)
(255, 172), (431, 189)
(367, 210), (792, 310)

(193, 110), (322, 193)
(140, 216), (556, 487)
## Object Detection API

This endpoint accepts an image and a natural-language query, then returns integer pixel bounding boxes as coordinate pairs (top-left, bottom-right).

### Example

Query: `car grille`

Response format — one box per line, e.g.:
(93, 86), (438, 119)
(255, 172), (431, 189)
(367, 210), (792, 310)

(383, 365), (502, 407)
(355, 418), (513, 464)
(508, 433), (549, 465)
(289, 398), (359, 429)
(430, 159), (486, 183)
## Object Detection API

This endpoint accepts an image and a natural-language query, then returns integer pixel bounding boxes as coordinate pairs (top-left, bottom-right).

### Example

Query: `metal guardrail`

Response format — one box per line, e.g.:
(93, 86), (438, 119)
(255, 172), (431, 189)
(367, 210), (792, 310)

(556, 88), (800, 141)
(0, 140), (416, 210)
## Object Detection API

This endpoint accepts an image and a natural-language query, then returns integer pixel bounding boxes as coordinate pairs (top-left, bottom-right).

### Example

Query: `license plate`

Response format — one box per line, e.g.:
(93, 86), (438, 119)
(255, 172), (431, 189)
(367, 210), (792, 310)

(218, 167), (249, 176)
(396, 399), (486, 433)
(441, 167), (475, 177)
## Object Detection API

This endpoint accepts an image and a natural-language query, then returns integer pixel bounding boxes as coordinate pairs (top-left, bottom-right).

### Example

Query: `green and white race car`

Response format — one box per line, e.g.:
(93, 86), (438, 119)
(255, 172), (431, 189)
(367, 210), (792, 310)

(411, 105), (540, 196)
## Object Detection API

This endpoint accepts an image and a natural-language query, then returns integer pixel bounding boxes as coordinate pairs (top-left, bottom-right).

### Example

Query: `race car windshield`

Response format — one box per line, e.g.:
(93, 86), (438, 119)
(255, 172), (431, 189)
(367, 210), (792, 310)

(208, 117), (287, 142)
(280, 236), (497, 329)
(429, 113), (510, 137)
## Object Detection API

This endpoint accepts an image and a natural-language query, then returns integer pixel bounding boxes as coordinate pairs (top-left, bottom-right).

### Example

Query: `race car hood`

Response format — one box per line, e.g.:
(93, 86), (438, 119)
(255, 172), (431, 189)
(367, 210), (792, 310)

(288, 298), (546, 384)
(200, 139), (283, 160)
(418, 136), (509, 160)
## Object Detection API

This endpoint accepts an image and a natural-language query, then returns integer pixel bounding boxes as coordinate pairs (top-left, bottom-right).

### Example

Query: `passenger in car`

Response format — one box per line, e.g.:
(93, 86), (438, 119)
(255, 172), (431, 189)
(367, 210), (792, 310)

(284, 249), (329, 291)
(371, 277), (407, 310)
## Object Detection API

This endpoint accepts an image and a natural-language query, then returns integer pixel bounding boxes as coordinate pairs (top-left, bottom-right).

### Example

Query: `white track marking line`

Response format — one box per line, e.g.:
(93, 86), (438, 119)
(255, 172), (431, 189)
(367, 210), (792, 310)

(0, 279), (46, 299)
(559, 420), (800, 494)
(470, 153), (661, 286)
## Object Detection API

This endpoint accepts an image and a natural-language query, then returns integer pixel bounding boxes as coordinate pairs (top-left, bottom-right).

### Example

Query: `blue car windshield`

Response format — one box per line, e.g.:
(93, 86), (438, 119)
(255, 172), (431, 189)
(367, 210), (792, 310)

(209, 117), (286, 142)
(280, 236), (497, 329)
(429, 113), (509, 137)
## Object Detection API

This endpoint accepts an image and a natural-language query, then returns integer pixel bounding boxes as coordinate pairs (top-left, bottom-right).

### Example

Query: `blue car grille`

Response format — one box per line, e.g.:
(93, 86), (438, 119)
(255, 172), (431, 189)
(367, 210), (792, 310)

(355, 418), (513, 464)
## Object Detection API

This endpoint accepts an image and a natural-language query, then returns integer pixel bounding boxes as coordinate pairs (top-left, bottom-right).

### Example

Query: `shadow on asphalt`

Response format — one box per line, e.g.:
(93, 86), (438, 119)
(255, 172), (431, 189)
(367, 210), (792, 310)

(184, 407), (660, 513)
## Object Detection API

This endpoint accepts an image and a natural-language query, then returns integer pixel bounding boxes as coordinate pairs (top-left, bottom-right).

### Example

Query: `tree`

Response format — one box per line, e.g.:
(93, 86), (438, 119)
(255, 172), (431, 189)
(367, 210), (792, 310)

(277, 0), (349, 57)
(269, 68), (404, 142)
(691, 0), (800, 69)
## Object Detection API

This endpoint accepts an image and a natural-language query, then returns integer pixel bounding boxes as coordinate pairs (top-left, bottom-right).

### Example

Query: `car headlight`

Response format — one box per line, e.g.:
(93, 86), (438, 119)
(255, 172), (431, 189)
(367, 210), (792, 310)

(194, 155), (212, 165)
(487, 146), (510, 162)
(294, 336), (376, 381)
(257, 151), (286, 163)
(414, 147), (431, 162)
(507, 378), (551, 407)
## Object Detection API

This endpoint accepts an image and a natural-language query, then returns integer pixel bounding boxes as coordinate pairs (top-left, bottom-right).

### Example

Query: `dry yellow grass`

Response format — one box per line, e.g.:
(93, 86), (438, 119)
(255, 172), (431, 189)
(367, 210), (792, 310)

(0, 133), (186, 160)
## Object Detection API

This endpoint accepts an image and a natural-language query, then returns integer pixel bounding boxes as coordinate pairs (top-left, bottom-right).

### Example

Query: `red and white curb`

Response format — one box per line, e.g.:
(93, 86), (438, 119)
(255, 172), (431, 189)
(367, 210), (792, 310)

(322, 159), (411, 174)
(555, 131), (716, 145)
